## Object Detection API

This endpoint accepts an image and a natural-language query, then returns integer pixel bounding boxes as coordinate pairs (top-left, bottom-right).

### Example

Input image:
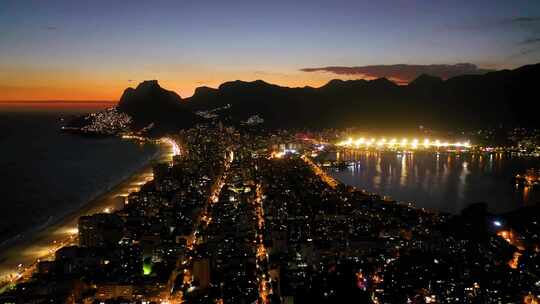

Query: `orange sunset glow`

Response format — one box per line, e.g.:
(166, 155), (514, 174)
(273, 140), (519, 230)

(0, 67), (358, 106)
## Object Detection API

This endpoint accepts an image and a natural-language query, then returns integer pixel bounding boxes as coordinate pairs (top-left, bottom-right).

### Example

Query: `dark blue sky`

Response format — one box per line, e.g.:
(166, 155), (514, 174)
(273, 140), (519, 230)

(1, 0), (540, 100)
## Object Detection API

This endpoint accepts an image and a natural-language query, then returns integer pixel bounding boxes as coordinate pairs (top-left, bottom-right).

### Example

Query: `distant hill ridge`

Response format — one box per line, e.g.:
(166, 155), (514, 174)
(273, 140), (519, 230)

(116, 63), (540, 131)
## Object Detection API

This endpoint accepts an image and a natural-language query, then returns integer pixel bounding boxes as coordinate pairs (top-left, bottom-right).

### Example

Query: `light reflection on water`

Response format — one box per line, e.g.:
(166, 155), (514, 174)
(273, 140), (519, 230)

(330, 151), (540, 214)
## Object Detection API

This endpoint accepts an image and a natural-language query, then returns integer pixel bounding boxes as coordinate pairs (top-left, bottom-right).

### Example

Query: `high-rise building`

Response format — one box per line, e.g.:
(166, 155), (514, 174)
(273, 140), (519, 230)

(78, 213), (123, 248)
(193, 258), (211, 289)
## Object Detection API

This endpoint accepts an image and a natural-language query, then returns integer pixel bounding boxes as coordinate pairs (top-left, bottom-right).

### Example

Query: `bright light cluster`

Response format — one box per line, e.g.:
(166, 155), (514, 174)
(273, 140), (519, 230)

(336, 137), (472, 150)
(160, 137), (181, 156)
(79, 107), (132, 135)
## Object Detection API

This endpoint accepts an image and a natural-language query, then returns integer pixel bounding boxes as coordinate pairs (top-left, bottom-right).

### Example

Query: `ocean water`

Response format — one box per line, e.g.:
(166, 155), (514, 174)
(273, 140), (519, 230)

(0, 110), (159, 245)
(330, 151), (540, 214)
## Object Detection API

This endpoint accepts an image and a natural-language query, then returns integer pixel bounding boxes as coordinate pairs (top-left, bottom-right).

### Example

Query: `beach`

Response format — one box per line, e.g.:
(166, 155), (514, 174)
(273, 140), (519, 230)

(0, 140), (173, 287)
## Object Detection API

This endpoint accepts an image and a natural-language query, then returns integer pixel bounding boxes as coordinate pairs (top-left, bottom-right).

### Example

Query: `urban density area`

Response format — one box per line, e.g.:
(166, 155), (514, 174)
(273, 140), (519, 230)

(5, 0), (540, 303)
(1, 125), (540, 303)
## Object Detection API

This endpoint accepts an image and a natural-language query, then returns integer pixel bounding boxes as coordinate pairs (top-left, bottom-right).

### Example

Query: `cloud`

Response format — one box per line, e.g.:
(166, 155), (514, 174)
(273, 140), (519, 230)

(501, 17), (540, 57)
(521, 45), (540, 55)
(440, 15), (540, 61)
(446, 16), (540, 39)
(41, 25), (58, 31)
(300, 63), (493, 84)
(520, 38), (540, 45)
(499, 17), (540, 58)
(508, 45), (540, 59)
(503, 17), (540, 36)
(504, 17), (540, 24)
(444, 16), (540, 32)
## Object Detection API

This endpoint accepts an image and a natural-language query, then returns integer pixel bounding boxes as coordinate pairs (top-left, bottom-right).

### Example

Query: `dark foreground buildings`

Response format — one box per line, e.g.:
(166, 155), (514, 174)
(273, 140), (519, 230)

(2, 126), (540, 303)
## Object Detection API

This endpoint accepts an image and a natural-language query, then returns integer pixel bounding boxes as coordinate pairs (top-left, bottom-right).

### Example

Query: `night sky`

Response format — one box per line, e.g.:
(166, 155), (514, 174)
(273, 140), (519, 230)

(1, 0), (540, 101)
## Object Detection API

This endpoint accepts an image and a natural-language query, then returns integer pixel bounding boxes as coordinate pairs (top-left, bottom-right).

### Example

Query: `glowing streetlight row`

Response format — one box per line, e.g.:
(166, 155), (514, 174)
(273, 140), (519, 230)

(337, 137), (471, 149)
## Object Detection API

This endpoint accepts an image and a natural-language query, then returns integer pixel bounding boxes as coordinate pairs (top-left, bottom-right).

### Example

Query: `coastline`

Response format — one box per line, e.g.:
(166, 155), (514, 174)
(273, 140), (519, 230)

(0, 147), (158, 250)
(0, 140), (172, 284)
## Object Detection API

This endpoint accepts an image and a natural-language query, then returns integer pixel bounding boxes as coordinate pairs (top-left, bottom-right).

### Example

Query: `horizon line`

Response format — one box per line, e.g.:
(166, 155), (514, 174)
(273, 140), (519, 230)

(0, 100), (116, 103)
(0, 62), (530, 103)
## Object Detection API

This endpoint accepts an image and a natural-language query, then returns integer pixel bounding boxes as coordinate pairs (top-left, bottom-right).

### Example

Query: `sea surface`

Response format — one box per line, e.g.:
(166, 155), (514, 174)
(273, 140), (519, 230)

(329, 151), (540, 214)
(0, 110), (159, 245)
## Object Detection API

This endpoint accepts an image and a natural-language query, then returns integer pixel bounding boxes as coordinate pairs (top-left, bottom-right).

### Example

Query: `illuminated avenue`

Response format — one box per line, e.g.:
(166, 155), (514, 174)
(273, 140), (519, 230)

(1, 126), (540, 303)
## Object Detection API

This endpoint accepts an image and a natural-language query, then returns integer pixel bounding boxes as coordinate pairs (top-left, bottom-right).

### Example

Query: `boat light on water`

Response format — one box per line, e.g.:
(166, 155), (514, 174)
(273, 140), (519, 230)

(515, 169), (540, 188)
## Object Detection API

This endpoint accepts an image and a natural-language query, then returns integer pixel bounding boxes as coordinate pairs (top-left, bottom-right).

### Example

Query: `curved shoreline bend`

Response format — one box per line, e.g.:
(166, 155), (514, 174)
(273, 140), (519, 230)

(0, 141), (172, 286)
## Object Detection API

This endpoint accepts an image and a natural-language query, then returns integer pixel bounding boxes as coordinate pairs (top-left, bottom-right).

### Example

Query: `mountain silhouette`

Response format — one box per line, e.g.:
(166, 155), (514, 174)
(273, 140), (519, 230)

(116, 63), (540, 132)
(117, 80), (200, 132)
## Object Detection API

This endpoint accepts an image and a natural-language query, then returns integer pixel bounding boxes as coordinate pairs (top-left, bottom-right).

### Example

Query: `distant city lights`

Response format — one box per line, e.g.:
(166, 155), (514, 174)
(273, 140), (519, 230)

(337, 137), (472, 150)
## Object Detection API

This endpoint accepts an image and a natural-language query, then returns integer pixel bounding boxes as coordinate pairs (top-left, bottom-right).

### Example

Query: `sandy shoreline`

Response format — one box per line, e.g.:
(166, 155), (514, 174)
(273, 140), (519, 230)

(0, 141), (172, 284)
